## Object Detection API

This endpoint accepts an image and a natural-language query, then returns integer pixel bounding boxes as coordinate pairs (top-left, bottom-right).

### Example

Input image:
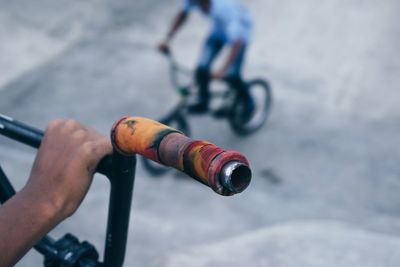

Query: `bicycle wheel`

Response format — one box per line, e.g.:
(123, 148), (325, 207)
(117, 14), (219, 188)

(229, 79), (272, 136)
(141, 113), (190, 176)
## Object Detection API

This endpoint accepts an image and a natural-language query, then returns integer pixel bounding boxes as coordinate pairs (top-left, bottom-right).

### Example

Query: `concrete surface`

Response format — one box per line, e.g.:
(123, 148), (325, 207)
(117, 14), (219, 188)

(151, 220), (400, 267)
(0, 0), (399, 266)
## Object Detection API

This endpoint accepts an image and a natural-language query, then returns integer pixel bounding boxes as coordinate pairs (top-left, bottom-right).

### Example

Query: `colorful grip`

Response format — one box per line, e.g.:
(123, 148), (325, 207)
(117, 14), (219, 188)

(111, 116), (250, 196)
(111, 116), (179, 162)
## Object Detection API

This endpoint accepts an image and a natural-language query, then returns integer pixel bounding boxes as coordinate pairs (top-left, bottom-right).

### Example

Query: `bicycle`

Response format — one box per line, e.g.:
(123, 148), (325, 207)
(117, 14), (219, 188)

(0, 113), (251, 267)
(142, 49), (272, 176)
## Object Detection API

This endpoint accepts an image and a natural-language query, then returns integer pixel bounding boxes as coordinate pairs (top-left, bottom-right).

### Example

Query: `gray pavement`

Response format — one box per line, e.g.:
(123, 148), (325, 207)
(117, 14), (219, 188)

(151, 221), (400, 267)
(1, 0), (400, 266)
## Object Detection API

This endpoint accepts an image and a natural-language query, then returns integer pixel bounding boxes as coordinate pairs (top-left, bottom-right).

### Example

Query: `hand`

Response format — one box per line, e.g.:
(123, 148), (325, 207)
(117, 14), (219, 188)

(158, 41), (171, 55)
(212, 69), (226, 80)
(24, 119), (112, 220)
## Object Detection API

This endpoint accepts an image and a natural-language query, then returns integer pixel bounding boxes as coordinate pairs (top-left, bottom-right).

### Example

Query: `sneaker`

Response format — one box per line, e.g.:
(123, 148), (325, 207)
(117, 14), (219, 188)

(212, 106), (231, 118)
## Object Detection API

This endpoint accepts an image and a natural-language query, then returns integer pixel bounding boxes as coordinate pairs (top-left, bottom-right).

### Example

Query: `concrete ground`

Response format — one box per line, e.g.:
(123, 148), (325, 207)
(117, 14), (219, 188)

(0, 0), (400, 266)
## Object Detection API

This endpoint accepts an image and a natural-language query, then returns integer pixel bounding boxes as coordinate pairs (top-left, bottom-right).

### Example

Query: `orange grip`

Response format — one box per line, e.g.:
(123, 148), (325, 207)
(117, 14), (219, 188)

(111, 116), (250, 196)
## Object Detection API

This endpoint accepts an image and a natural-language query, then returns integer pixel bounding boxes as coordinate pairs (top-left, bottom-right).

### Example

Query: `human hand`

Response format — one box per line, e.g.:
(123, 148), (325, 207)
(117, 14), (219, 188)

(158, 41), (171, 55)
(23, 119), (112, 221)
(212, 69), (226, 80)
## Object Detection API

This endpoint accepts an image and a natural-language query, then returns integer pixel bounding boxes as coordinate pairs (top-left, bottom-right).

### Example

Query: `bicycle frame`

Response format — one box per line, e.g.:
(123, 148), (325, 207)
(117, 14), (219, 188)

(0, 114), (135, 267)
(165, 52), (193, 94)
(163, 52), (238, 115)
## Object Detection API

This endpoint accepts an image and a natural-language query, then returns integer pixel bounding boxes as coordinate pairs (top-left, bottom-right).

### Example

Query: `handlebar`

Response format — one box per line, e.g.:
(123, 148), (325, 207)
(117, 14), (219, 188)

(111, 116), (251, 196)
(0, 114), (113, 177)
(0, 114), (252, 195)
(0, 114), (252, 266)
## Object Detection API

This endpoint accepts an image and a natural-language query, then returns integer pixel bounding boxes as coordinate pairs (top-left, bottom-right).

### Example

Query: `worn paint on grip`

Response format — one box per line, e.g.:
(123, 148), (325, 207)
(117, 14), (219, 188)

(111, 116), (180, 163)
(159, 133), (250, 196)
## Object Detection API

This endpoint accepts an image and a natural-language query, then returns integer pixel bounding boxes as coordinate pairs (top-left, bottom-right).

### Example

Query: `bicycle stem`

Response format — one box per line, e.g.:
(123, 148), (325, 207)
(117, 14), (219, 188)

(111, 116), (252, 196)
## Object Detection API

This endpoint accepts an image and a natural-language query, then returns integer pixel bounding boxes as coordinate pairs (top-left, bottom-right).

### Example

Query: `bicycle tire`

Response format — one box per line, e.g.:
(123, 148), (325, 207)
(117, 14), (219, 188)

(141, 113), (190, 176)
(229, 79), (272, 136)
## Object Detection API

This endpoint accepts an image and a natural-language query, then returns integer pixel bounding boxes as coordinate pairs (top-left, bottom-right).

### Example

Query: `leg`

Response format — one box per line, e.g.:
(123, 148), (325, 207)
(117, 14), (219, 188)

(190, 34), (225, 113)
(225, 43), (247, 93)
(224, 45), (255, 120)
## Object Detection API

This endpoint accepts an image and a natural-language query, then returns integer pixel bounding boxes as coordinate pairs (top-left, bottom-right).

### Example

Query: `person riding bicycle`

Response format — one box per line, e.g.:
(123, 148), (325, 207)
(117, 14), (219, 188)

(159, 0), (254, 117)
(0, 120), (112, 267)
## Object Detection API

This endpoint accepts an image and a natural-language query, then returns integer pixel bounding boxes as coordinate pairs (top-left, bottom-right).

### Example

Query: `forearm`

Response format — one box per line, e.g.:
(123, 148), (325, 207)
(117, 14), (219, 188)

(0, 188), (62, 267)
(0, 119), (111, 267)
(221, 40), (243, 73)
(166, 11), (188, 41)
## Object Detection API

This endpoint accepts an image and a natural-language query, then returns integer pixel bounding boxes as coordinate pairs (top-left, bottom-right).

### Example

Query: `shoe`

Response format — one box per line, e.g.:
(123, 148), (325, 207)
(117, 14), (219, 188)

(212, 106), (231, 118)
(188, 102), (208, 114)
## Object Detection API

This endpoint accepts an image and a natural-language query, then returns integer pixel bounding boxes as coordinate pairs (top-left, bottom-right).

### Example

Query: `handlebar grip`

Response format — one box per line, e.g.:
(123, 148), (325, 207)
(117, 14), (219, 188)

(111, 116), (251, 196)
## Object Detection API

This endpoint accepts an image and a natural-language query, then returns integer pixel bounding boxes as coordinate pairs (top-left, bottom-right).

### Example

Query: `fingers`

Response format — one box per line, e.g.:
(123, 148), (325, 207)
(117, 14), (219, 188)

(45, 119), (85, 140)
(44, 119), (111, 173)
(86, 138), (112, 173)
(86, 127), (112, 157)
(69, 125), (112, 174)
(27, 119), (112, 219)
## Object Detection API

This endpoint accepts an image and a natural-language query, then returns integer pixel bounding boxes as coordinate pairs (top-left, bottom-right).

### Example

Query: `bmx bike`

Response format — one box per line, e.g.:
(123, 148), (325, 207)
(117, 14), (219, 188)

(142, 50), (272, 176)
(0, 114), (251, 267)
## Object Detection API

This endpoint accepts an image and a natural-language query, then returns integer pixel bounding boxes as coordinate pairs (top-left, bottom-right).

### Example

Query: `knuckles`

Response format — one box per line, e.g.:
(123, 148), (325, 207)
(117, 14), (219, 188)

(71, 129), (87, 141)
(47, 119), (89, 140)
(47, 119), (64, 131)
(47, 119), (82, 133)
(45, 119), (101, 161)
(64, 119), (82, 131)
(80, 141), (97, 157)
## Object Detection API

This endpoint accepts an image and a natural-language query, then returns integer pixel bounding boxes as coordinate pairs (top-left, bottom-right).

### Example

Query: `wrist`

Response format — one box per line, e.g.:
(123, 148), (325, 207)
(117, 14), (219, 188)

(0, 187), (64, 266)
(20, 185), (68, 224)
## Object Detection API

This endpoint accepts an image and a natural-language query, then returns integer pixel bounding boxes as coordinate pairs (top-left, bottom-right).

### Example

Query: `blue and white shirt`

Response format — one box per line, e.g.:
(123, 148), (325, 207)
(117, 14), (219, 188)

(182, 0), (253, 43)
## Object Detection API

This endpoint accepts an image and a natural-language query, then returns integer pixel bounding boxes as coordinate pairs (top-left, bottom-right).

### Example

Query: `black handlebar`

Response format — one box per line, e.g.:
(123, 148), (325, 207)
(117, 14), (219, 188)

(0, 114), (113, 176)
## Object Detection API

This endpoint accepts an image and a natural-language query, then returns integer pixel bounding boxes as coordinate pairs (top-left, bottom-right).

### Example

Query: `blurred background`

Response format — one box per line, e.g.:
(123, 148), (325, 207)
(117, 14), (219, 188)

(1, 0), (400, 266)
